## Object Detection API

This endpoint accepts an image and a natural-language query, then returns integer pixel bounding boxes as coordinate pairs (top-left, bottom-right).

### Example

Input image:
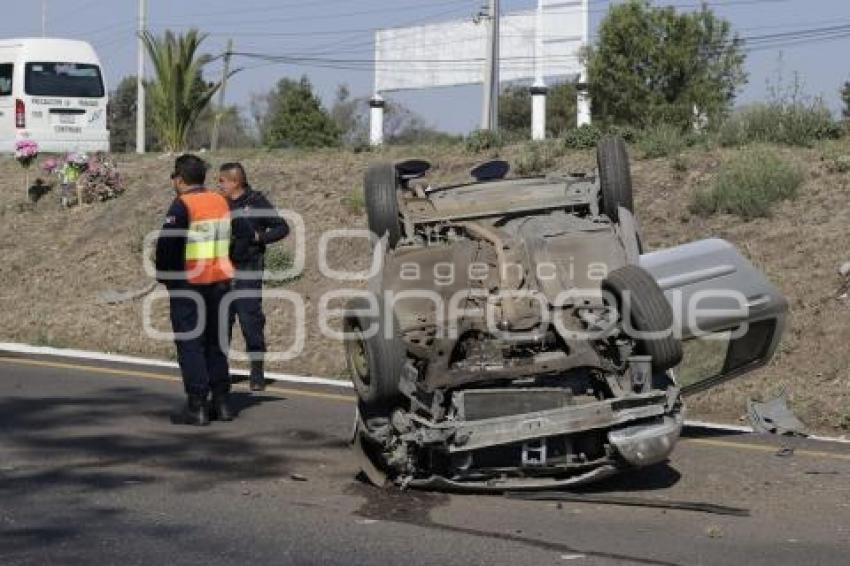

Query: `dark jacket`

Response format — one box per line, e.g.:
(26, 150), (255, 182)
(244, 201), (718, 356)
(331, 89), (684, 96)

(155, 190), (193, 286)
(229, 186), (289, 265)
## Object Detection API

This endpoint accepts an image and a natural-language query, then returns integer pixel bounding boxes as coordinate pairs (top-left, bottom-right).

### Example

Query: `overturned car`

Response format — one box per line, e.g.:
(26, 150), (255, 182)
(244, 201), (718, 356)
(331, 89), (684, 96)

(344, 137), (787, 491)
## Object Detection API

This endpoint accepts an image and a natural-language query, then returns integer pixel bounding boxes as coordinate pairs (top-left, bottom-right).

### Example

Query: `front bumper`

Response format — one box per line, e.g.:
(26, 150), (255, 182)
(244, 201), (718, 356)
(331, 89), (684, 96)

(400, 415), (682, 492)
(446, 390), (673, 453)
(608, 415), (682, 467)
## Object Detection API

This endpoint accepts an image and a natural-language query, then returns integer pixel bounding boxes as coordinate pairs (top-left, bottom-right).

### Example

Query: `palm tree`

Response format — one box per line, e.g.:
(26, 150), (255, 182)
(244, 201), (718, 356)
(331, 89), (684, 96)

(141, 29), (227, 152)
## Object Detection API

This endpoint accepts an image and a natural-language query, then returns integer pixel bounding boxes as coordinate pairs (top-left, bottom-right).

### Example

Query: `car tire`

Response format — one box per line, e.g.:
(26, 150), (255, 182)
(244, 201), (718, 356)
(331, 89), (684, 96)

(597, 136), (634, 222)
(365, 162), (403, 248)
(343, 296), (406, 410)
(602, 265), (683, 371)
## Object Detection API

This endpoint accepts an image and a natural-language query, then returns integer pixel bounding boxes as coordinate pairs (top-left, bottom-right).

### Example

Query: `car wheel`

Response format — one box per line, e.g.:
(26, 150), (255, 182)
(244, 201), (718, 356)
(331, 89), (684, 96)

(343, 297), (406, 409)
(597, 136), (634, 222)
(602, 265), (683, 371)
(365, 162), (403, 248)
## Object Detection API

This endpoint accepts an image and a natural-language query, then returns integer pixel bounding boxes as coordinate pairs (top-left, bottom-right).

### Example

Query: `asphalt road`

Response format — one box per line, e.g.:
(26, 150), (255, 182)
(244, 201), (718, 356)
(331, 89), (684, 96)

(1, 353), (849, 566)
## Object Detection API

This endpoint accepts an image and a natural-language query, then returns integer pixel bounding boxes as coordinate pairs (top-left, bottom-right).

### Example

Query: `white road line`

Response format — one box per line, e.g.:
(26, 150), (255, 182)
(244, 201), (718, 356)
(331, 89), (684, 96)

(2, 341), (848, 445)
(0, 342), (353, 389)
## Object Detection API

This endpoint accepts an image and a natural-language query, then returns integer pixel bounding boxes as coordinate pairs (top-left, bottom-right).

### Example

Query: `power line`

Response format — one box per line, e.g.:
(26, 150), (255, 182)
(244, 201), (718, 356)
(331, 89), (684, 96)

(149, 0), (471, 29)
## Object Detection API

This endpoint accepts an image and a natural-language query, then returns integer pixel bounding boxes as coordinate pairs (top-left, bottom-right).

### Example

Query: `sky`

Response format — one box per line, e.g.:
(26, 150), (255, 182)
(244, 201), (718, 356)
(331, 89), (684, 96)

(2, 0), (850, 133)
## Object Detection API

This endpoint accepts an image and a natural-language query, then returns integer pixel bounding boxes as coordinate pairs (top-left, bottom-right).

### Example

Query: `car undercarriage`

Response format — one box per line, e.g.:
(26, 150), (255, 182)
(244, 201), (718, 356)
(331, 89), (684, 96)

(345, 137), (787, 491)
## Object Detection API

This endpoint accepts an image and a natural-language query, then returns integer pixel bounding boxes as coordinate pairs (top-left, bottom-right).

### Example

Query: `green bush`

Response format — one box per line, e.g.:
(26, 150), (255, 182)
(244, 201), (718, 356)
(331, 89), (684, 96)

(264, 246), (301, 287)
(636, 124), (687, 158)
(562, 124), (638, 150)
(718, 101), (840, 148)
(562, 124), (603, 149)
(671, 154), (689, 173)
(514, 142), (558, 176)
(343, 187), (365, 215)
(690, 148), (803, 219)
(465, 129), (504, 153)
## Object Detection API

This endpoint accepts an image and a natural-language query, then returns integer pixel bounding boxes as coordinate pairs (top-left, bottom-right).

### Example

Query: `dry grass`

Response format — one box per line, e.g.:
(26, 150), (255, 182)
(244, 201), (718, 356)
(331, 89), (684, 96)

(1, 141), (849, 433)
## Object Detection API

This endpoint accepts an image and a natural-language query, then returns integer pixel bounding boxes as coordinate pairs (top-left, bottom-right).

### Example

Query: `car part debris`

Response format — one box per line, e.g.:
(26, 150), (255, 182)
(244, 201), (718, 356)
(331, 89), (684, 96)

(747, 389), (808, 437)
(346, 137), (788, 490)
(504, 491), (750, 517)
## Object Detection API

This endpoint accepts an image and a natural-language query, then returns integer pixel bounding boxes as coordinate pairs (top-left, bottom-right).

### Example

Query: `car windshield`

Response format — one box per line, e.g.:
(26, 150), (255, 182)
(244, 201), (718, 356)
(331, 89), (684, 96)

(0, 64), (12, 96)
(25, 62), (104, 98)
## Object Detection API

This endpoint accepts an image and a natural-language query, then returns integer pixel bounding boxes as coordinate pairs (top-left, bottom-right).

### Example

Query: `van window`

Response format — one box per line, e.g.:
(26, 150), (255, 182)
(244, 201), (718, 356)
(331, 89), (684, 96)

(25, 62), (104, 98)
(0, 64), (12, 96)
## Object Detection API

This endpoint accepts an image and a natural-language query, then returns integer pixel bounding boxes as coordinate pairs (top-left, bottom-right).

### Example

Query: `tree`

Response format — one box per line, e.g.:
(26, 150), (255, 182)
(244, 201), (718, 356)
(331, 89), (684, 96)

(329, 83), (451, 147)
(586, 0), (746, 129)
(330, 84), (368, 146)
(141, 29), (227, 151)
(259, 76), (340, 148)
(108, 75), (159, 152)
(188, 105), (255, 150)
(842, 81), (850, 119)
(499, 82), (578, 136)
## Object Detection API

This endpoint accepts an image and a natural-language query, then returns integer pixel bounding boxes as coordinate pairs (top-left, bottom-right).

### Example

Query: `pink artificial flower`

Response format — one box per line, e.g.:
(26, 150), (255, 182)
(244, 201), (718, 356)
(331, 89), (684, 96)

(42, 157), (59, 173)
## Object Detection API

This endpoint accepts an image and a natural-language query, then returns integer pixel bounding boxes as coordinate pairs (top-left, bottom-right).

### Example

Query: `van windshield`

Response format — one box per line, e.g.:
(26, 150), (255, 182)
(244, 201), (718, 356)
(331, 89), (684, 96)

(25, 62), (104, 98)
(0, 64), (12, 96)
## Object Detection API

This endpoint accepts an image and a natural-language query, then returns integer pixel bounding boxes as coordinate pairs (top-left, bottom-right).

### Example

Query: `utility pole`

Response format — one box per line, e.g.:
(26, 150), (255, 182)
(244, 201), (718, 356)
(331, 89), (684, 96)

(136, 0), (147, 154)
(576, 0), (591, 127)
(531, 0), (547, 140)
(41, 1), (47, 37)
(210, 39), (233, 153)
(481, 0), (500, 131)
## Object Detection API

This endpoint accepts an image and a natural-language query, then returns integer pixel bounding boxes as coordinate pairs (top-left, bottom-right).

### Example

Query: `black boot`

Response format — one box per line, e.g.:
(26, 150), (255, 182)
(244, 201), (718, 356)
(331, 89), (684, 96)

(210, 392), (235, 422)
(175, 394), (210, 426)
(250, 360), (266, 392)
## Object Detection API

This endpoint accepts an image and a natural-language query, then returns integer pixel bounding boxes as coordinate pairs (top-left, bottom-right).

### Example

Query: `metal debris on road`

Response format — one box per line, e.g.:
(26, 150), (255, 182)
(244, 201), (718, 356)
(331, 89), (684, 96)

(747, 388), (809, 437)
(504, 491), (750, 517)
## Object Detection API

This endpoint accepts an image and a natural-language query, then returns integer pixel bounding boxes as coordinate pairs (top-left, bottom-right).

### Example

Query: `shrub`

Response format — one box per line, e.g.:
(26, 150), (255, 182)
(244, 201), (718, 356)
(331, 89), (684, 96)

(690, 148), (803, 219)
(671, 154), (689, 173)
(636, 124), (687, 158)
(465, 129), (504, 153)
(514, 142), (558, 176)
(562, 124), (603, 149)
(264, 246), (301, 287)
(718, 101), (840, 148)
(826, 154), (850, 174)
(343, 187), (365, 215)
(562, 124), (638, 150)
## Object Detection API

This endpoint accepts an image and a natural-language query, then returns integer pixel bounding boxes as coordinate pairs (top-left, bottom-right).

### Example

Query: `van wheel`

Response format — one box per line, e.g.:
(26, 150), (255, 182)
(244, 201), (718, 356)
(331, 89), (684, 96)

(597, 136), (634, 222)
(365, 162), (403, 248)
(343, 297), (405, 410)
(602, 265), (683, 371)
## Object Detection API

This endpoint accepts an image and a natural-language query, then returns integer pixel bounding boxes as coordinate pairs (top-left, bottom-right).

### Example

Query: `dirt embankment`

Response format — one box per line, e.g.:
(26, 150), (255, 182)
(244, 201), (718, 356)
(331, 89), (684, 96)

(1, 142), (848, 433)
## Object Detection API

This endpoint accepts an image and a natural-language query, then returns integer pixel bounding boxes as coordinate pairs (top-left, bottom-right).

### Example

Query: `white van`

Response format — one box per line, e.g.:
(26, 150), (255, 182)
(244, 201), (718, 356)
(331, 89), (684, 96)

(0, 38), (109, 153)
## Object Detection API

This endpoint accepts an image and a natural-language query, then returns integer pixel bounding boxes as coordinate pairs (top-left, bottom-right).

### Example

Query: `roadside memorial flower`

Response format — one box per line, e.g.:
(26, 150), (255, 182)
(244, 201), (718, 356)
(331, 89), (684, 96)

(14, 139), (39, 195)
(14, 139), (39, 168)
(78, 152), (126, 203)
(61, 152), (89, 184)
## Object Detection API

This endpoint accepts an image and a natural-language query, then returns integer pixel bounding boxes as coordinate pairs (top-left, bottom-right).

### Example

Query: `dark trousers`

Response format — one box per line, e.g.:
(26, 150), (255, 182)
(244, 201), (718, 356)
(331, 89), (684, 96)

(169, 282), (231, 397)
(229, 258), (267, 360)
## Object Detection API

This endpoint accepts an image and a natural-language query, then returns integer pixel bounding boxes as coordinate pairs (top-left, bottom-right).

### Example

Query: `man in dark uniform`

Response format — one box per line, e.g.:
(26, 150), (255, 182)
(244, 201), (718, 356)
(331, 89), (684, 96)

(218, 162), (289, 391)
(155, 154), (235, 425)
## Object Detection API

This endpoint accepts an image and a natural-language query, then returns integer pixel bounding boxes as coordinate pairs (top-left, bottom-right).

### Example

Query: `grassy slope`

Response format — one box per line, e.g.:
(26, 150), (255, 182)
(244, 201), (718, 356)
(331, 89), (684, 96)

(1, 141), (848, 433)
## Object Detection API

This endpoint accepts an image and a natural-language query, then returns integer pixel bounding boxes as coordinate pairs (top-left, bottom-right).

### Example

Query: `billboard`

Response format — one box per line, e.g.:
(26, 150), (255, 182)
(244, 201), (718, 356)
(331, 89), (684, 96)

(374, 0), (587, 93)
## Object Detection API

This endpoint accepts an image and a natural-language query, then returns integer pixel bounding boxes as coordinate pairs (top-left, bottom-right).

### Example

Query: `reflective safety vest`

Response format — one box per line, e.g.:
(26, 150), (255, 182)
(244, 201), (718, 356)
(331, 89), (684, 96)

(179, 191), (234, 285)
